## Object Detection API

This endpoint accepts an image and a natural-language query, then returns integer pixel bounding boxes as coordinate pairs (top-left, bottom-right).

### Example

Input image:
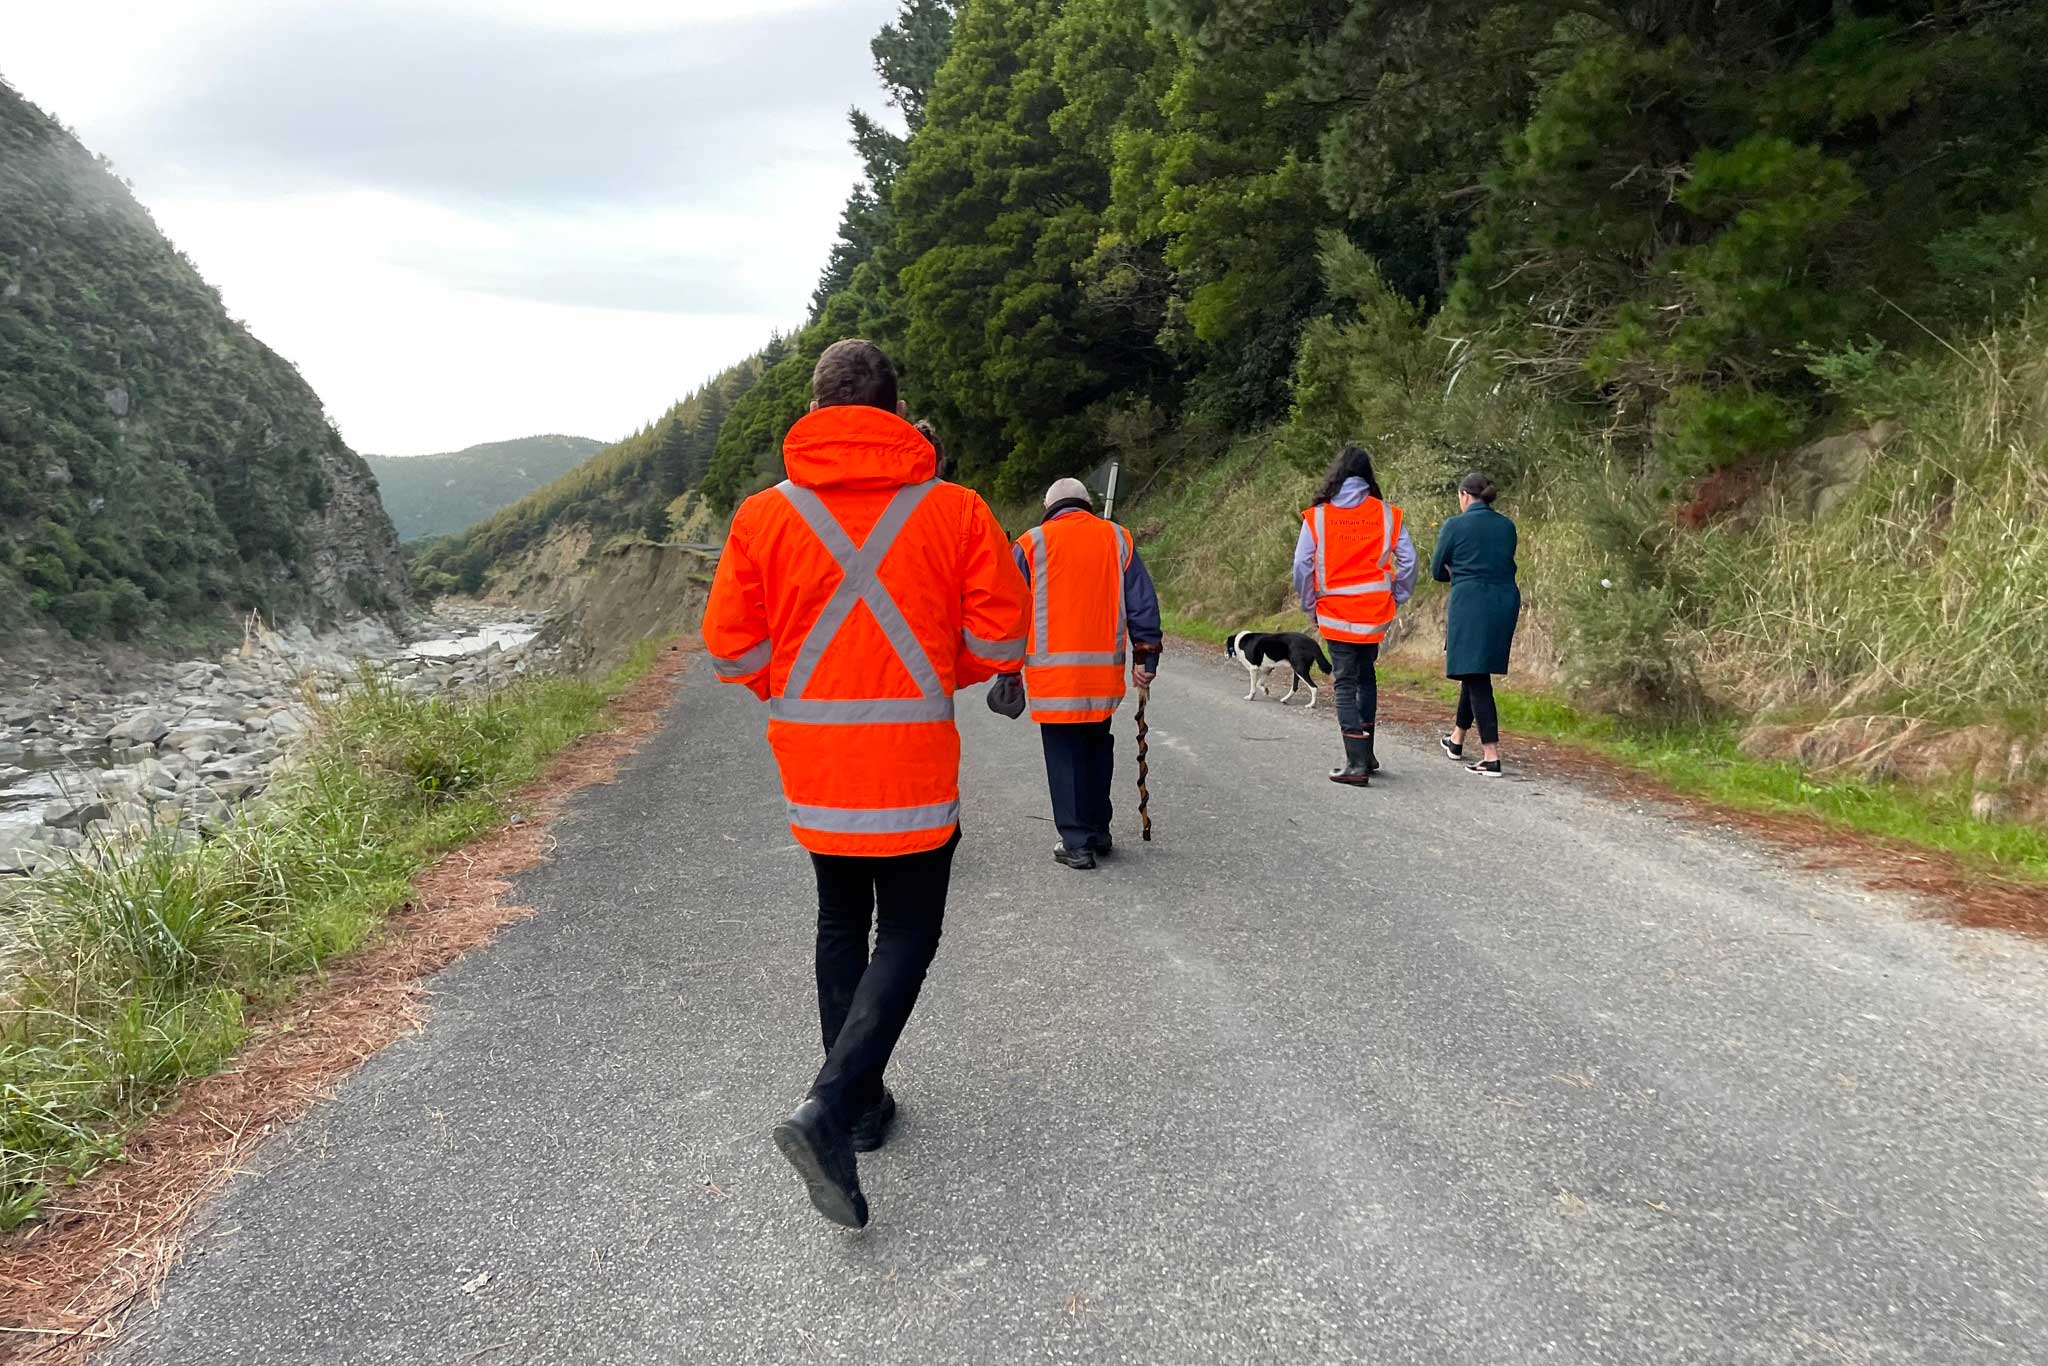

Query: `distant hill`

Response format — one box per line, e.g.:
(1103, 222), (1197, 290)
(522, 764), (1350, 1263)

(408, 355), (767, 596)
(0, 79), (407, 640)
(364, 435), (606, 542)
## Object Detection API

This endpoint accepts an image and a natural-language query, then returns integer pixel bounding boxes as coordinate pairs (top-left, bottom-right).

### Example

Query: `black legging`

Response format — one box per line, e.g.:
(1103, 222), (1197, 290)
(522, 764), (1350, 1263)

(1454, 674), (1499, 746)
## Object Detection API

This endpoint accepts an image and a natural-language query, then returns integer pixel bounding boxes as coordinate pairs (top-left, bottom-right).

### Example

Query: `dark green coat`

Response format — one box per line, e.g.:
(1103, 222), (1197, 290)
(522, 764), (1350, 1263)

(1430, 504), (1521, 677)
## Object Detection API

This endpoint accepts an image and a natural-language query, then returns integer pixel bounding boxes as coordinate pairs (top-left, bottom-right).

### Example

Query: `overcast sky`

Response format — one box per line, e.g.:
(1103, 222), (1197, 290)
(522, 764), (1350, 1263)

(2, 0), (902, 454)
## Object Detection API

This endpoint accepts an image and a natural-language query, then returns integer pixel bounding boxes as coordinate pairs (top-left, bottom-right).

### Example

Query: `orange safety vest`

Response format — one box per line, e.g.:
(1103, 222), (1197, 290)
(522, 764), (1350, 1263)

(701, 405), (1029, 856)
(1015, 511), (1133, 725)
(1302, 496), (1404, 644)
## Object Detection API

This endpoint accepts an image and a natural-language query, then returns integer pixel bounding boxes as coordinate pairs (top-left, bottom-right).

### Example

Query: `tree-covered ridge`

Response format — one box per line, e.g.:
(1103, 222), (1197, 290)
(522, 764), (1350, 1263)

(364, 435), (606, 543)
(0, 79), (406, 639)
(693, 0), (2047, 509)
(407, 357), (765, 595)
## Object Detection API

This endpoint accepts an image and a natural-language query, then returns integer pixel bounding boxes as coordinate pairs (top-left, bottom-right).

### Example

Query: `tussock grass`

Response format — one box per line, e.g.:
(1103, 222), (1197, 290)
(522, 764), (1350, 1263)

(0, 644), (660, 1229)
(1694, 315), (2048, 720)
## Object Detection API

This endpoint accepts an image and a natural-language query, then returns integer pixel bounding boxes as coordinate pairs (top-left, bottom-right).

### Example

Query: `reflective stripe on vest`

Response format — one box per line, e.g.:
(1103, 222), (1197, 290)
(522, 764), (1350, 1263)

(769, 479), (951, 726)
(1316, 611), (1388, 639)
(1030, 695), (1127, 714)
(1022, 523), (1130, 668)
(1312, 499), (1395, 596)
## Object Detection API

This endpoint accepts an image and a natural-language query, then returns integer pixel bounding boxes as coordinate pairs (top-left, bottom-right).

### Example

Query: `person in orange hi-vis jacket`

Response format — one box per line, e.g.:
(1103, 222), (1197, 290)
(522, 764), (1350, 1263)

(700, 339), (1028, 1230)
(1013, 477), (1163, 870)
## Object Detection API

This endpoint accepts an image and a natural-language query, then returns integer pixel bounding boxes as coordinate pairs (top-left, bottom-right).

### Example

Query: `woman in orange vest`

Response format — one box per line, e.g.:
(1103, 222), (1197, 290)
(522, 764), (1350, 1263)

(1013, 477), (1163, 869)
(701, 339), (1029, 1229)
(1293, 444), (1417, 785)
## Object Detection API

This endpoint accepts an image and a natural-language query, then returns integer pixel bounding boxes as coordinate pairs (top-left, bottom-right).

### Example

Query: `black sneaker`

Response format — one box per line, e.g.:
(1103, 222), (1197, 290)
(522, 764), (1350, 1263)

(771, 1098), (869, 1229)
(1439, 735), (1464, 761)
(1053, 842), (1097, 870)
(1465, 759), (1504, 778)
(849, 1088), (897, 1153)
(1090, 833), (1114, 856)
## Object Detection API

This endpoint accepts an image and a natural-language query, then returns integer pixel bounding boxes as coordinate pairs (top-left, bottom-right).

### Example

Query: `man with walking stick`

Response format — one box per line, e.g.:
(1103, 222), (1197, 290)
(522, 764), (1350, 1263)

(1012, 477), (1163, 870)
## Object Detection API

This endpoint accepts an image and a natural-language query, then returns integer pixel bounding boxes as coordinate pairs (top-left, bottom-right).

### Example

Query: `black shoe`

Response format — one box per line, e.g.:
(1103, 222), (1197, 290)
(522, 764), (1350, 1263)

(1465, 759), (1504, 778)
(1329, 731), (1373, 786)
(1090, 833), (1114, 856)
(771, 1098), (869, 1228)
(849, 1088), (897, 1153)
(1054, 842), (1097, 870)
(1440, 735), (1464, 761)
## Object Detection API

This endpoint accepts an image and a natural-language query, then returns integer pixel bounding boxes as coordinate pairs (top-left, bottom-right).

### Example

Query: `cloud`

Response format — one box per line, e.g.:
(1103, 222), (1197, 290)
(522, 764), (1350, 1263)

(0, 0), (904, 451)
(95, 1), (885, 210)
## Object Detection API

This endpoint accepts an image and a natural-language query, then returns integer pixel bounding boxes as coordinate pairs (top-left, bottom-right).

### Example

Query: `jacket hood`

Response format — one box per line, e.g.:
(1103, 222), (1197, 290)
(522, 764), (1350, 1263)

(1331, 476), (1377, 509)
(782, 405), (936, 490)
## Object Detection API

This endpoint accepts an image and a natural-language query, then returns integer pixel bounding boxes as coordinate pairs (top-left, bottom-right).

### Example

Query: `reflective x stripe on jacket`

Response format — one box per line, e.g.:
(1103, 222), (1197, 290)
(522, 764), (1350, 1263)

(770, 479), (953, 726)
(770, 478), (959, 836)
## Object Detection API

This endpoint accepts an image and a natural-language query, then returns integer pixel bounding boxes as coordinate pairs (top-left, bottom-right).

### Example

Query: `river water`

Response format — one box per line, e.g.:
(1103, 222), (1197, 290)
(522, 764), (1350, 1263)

(408, 622), (540, 659)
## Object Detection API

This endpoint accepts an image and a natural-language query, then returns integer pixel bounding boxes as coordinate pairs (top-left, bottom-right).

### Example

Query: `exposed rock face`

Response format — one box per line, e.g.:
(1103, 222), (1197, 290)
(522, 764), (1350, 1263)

(303, 442), (411, 624)
(529, 541), (716, 679)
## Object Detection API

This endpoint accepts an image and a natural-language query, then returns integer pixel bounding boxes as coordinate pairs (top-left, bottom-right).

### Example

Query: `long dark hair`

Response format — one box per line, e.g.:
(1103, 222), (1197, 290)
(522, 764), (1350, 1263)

(1311, 444), (1382, 505)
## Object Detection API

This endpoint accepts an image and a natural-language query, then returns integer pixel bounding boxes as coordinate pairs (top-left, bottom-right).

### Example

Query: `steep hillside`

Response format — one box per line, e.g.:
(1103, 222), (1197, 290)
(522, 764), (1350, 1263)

(0, 80), (406, 640)
(364, 435), (604, 542)
(408, 354), (764, 597)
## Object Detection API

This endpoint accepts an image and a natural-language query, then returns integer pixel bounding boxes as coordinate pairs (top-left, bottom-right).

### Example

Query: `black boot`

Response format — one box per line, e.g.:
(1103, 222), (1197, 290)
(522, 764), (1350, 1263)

(849, 1087), (897, 1153)
(1329, 731), (1373, 786)
(772, 1098), (869, 1228)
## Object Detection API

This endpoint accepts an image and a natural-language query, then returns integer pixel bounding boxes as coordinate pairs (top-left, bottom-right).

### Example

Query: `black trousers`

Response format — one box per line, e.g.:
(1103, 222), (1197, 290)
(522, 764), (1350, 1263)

(807, 827), (960, 1130)
(1454, 674), (1500, 745)
(1039, 719), (1115, 851)
(1328, 640), (1380, 735)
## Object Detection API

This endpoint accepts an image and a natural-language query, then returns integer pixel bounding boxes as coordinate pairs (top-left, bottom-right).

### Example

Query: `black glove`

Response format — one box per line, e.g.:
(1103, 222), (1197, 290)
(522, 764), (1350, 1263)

(986, 671), (1025, 719)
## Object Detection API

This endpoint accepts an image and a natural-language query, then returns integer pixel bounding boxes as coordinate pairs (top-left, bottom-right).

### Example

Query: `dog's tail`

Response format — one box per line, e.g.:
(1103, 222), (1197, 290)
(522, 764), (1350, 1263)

(1313, 641), (1333, 675)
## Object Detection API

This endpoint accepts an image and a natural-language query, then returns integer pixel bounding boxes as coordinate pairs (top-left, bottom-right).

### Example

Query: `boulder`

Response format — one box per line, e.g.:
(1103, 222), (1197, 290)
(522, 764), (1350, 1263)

(0, 834), (46, 875)
(43, 798), (110, 831)
(161, 721), (247, 753)
(106, 710), (171, 745)
(1971, 790), (2017, 824)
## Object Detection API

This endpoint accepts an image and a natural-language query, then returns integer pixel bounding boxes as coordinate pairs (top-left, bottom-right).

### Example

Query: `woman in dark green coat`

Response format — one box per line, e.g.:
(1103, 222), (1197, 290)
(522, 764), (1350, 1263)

(1430, 472), (1521, 776)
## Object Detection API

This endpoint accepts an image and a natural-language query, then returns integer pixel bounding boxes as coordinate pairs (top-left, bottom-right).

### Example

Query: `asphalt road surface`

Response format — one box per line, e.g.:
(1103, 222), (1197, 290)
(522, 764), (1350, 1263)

(115, 648), (2048, 1365)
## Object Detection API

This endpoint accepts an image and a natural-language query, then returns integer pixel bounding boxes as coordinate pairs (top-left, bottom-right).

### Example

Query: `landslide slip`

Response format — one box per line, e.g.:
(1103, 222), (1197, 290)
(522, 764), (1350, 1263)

(0, 646), (689, 1363)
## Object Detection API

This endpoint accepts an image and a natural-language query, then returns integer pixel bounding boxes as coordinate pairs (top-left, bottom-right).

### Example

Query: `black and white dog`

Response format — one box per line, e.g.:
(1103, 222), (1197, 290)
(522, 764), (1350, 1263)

(1225, 631), (1331, 707)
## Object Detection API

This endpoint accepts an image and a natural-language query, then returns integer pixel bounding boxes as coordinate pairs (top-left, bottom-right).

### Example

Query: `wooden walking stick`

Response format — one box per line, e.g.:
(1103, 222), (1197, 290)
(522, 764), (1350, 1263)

(1135, 682), (1152, 841)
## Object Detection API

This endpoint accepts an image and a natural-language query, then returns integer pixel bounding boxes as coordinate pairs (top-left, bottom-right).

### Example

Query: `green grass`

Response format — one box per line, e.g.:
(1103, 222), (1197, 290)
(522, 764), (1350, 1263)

(1377, 664), (2048, 881)
(0, 643), (663, 1229)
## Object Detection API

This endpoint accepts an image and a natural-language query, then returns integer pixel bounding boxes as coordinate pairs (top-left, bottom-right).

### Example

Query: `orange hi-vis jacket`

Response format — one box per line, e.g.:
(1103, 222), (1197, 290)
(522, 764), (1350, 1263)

(1302, 495), (1405, 644)
(1015, 511), (1134, 725)
(700, 405), (1030, 856)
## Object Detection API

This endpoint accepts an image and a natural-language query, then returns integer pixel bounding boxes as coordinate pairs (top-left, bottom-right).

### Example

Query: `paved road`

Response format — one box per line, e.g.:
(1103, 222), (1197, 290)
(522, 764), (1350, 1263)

(116, 649), (2048, 1365)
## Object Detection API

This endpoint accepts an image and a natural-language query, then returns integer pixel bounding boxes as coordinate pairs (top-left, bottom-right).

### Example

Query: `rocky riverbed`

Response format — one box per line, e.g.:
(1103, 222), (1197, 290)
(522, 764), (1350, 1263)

(0, 606), (547, 877)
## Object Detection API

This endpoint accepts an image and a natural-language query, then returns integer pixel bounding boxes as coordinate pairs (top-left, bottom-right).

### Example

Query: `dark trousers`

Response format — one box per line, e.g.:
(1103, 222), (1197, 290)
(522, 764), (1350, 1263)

(1039, 719), (1115, 851)
(807, 828), (960, 1129)
(1328, 640), (1380, 735)
(1454, 674), (1500, 745)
